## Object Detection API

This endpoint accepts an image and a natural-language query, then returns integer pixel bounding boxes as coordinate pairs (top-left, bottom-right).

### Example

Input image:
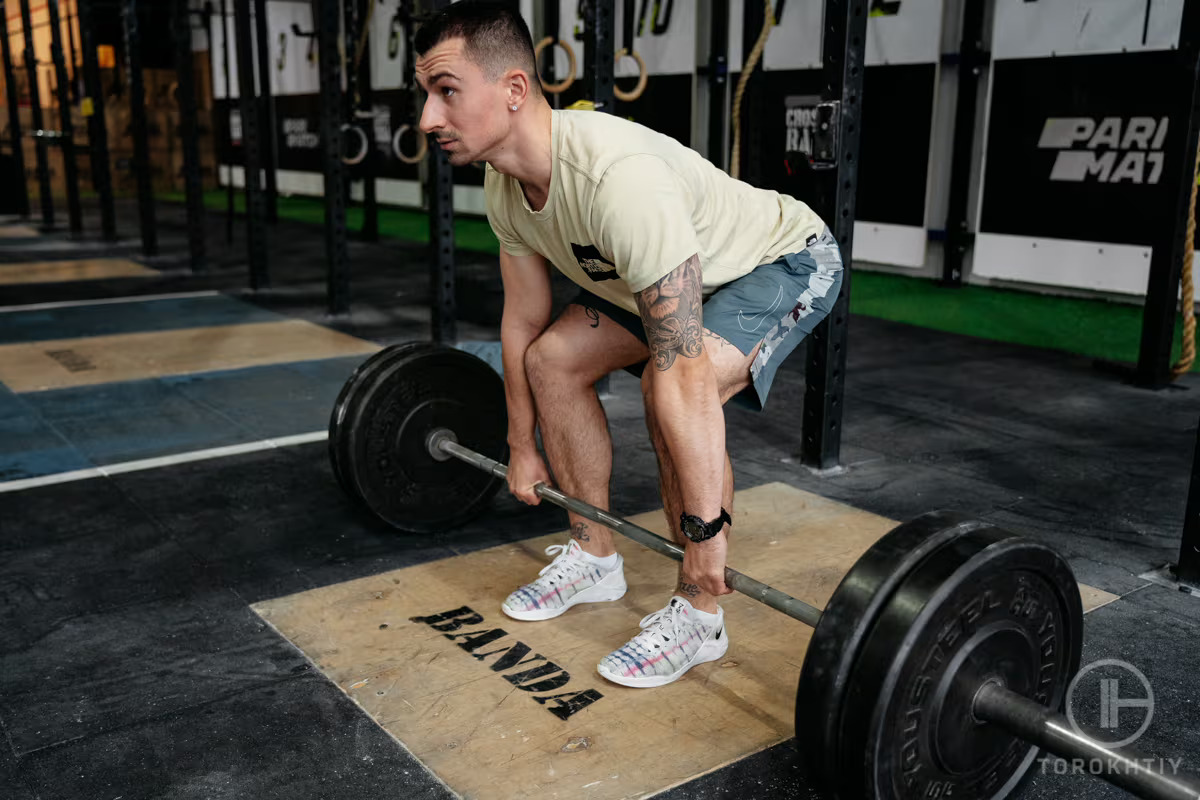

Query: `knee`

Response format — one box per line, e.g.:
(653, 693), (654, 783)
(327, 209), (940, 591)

(525, 332), (586, 394)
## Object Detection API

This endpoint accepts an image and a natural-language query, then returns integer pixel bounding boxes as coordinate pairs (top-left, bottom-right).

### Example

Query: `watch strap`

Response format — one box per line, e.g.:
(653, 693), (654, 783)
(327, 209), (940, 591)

(680, 507), (731, 542)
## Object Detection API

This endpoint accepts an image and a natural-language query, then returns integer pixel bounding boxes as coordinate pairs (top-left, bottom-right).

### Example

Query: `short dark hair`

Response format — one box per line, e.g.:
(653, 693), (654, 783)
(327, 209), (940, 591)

(414, 2), (541, 96)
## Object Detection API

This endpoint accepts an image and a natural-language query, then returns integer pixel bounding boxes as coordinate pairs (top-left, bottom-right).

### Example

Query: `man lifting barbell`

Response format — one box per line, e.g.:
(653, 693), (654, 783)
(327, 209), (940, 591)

(413, 2), (842, 688)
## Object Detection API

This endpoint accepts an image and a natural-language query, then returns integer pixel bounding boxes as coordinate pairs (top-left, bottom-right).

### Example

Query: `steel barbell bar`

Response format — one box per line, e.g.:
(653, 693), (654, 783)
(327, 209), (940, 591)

(426, 428), (1200, 800)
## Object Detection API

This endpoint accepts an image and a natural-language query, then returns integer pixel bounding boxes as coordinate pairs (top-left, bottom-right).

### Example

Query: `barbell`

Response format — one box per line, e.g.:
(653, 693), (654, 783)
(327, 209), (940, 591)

(328, 343), (1200, 800)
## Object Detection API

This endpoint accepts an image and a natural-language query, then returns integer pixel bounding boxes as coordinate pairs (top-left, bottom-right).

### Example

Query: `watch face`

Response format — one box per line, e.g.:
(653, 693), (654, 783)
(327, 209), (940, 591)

(682, 517), (706, 540)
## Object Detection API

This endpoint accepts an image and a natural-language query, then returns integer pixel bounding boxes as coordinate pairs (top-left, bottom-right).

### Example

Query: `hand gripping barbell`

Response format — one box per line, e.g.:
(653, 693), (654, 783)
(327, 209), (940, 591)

(328, 343), (1200, 800)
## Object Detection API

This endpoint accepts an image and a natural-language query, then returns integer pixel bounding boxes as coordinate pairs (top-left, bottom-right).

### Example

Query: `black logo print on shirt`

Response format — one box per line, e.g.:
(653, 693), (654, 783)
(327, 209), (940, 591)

(571, 243), (620, 282)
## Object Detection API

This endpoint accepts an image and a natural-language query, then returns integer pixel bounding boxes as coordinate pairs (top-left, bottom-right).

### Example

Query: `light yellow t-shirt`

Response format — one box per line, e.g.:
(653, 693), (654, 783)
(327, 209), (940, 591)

(484, 109), (826, 316)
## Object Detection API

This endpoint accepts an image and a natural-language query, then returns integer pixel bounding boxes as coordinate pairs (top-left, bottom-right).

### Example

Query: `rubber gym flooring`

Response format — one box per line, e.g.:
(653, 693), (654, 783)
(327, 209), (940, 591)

(1, 200), (1198, 799)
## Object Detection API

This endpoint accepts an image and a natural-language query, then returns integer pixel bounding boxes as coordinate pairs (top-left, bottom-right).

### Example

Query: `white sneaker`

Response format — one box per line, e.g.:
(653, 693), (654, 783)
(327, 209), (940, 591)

(501, 540), (627, 621)
(596, 596), (728, 688)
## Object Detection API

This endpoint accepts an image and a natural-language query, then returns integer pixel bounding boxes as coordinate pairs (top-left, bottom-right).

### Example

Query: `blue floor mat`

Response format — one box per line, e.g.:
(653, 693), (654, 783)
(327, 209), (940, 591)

(0, 295), (284, 345)
(0, 354), (369, 482)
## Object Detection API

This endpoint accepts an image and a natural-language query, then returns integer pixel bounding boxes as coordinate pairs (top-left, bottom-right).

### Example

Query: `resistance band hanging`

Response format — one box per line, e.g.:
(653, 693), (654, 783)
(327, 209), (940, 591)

(387, 0), (417, 90)
(636, 0), (672, 36)
(389, 13), (402, 57)
(291, 22), (318, 63)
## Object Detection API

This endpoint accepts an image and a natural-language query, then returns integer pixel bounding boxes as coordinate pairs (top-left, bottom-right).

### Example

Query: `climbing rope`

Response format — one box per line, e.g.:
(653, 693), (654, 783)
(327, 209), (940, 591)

(730, 0), (774, 180)
(1172, 140), (1200, 379)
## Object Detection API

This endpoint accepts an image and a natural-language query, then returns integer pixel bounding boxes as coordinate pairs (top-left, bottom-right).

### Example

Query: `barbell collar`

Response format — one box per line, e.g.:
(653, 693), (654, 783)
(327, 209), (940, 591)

(434, 436), (824, 628)
(974, 681), (1200, 800)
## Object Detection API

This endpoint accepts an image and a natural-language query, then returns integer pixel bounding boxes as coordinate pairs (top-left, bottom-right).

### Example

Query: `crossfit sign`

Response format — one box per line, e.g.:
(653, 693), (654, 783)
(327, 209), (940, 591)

(783, 95), (820, 156)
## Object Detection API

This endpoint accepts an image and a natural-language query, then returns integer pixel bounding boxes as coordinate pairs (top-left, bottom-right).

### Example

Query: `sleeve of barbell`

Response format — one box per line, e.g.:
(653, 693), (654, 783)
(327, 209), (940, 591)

(436, 437), (823, 627)
(974, 682), (1200, 800)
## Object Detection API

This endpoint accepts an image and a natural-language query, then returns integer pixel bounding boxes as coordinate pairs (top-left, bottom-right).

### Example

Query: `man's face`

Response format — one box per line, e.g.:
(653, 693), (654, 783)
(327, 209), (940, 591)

(415, 38), (510, 166)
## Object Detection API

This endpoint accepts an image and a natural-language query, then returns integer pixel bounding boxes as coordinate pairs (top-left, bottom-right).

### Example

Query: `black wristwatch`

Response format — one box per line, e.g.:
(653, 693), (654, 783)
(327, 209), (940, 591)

(680, 508), (731, 543)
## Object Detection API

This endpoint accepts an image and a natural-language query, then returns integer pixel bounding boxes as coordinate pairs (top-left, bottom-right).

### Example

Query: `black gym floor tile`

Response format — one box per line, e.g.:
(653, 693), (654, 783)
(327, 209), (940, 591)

(0, 588), (309, 756)
(935, 444), (1185, 547)
(0, 730), (36, 800)
(105, 446), (462, 602)
(13, 673), (454, 800)
(843, 394), (1025, 462)
(763, 447), (1026, 525)
(931, 440), (1154, 509)
(0, 477), (151, 553)
(654, 738), (821, 799)
(440, 490), (572, 555)
(1085, 583), (1200, 720)
(0, 524), (217, 655)
(982, 500), (1176, 596)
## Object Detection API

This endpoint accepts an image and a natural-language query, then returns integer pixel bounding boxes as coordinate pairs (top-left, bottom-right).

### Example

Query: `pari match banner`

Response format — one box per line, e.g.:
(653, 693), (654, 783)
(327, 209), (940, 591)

(979, 51), (1190, 247)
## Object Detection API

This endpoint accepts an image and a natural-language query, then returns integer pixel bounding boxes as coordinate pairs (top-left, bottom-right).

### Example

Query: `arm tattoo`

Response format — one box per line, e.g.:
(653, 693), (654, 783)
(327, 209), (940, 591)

(678, 581), (702, 599)
(570, 522), (591, 542)
(635, 254), (704, 371)
(703, 330), (728, 350)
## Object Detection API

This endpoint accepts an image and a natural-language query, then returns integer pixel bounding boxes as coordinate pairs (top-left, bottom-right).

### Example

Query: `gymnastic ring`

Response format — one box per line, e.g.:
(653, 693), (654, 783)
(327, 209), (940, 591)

(341, 123), (369, 166)
(533, 36), (576, 94)
(392, 123), (427, 164)
(613, 48), (648, 102)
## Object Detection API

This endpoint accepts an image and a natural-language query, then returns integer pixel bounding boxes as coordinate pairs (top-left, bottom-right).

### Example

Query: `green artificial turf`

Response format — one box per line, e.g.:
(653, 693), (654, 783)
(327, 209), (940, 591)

(848, 272), (1196, 372)
(161, 190), (1197, 372)
(162, 190), (501, 254)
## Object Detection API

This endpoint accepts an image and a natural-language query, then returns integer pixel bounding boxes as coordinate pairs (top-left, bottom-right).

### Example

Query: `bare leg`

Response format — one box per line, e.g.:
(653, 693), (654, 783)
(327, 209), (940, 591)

(643, 392), (734, 613)
(525, 305), (648, 557)
(642, 330), (762, 613)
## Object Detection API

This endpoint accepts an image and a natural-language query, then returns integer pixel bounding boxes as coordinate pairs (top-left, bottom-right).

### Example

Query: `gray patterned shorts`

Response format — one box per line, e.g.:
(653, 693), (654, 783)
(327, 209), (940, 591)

(570, 226), (843, 411)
